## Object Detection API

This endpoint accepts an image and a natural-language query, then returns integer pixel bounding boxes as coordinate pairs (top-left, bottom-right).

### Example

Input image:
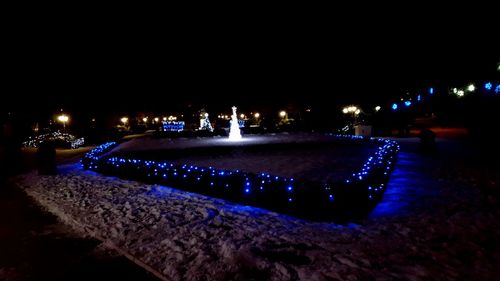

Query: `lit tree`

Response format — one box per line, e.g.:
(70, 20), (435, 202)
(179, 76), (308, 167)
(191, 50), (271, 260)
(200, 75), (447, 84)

(229, 106), (242, 140)
(198, 109), (213, 132)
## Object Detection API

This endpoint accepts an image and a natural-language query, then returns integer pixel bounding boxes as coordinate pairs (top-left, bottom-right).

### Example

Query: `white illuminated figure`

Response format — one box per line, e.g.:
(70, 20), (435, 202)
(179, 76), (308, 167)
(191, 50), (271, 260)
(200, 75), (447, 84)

(199, 111), (213, 132)
(229, 106), (242, 140)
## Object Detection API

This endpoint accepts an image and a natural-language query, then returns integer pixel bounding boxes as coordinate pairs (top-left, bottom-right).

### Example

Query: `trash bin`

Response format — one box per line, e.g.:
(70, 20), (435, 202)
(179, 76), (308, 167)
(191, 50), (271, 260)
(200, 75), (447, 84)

(37, 141), (57, 175)
(418, 129), (436, 154)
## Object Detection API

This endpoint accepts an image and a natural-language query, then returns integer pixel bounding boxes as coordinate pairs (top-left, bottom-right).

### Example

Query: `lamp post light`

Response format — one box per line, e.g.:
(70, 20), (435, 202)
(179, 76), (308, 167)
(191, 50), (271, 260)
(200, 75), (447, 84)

(120, 117), (128, 125)
(57, 114), (69, 131)
(342, 106), (360, 125)
(467, 84), (475, 92)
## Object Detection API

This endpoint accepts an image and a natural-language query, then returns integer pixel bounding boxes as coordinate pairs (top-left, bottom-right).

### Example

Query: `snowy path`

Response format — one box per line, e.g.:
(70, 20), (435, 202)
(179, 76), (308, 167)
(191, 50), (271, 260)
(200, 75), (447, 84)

(15, 139), (499, 280)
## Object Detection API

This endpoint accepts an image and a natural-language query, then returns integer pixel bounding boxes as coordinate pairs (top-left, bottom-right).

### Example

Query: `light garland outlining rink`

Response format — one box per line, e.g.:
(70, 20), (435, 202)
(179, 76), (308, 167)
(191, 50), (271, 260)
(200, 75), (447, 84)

(81, 135), (399, 219)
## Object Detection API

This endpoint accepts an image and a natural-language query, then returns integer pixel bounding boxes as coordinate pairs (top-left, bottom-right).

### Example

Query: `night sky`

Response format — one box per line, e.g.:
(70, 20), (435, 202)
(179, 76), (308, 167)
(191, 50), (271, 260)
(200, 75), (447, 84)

(4, 13), (499, 114)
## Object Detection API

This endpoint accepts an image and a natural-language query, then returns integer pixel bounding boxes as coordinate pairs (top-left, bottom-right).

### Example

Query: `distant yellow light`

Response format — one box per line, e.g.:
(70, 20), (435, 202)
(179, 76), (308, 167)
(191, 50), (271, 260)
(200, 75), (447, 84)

(163, 117), (167, 121)
(120, 117), (128, 124)
(240, 114), (245, 119)
(142, 117), (148, 122)
(355, 109), (361, 115)
(279, 111), (286, 117)
(375, 106), (381, 112)
(57, 115), (69, 122)
(343, 106), (359, 113)
(154, 117), (159, 122)
(467, 84), (475, 92)
(254, 112), (260, 118)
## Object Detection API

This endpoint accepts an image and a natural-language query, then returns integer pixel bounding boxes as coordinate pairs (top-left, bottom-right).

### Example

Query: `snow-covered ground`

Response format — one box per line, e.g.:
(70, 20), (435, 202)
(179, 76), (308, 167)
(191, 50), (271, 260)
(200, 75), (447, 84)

(109, 133), (374, 183)
(14, 137), (500, 280)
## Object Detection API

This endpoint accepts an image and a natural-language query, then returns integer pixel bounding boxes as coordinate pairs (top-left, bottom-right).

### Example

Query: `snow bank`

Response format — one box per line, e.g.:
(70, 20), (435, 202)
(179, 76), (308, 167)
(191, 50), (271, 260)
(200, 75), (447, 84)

(15, 151), (499, 280)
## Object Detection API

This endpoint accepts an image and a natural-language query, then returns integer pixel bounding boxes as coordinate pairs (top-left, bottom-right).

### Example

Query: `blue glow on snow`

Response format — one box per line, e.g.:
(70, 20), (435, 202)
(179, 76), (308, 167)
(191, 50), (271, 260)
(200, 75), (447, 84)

(369, 152), (438, 218)
(83, 135), (399, 221)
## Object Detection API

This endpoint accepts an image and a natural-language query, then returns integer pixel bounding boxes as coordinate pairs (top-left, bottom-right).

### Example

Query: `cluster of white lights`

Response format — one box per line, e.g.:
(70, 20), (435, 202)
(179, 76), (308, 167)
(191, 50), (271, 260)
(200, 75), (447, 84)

(23, 131), (85, 149)
(140, 116), (178, 123)
(82, 135), (399, 216)
(342, 106), (361, 115)
(217, 112), (260, 119)
(71, 137), (85, 149)
(453, 88), (465, 97)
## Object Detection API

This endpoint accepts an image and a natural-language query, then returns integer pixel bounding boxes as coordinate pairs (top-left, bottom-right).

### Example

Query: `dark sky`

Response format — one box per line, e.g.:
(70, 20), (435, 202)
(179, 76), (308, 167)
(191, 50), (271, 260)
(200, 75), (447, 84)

(4, 11), (499, 114)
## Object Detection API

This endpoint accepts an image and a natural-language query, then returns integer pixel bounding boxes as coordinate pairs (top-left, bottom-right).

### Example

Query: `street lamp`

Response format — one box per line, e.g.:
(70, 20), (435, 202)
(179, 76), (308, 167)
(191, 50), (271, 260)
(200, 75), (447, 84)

(467, 84), (475, 92)
(342, 106), (359, 115)
(342, 106), (360, 125)
(57, 114), (69, 131)
(279, 111), (287, 118)
(120, 117), (128, 125)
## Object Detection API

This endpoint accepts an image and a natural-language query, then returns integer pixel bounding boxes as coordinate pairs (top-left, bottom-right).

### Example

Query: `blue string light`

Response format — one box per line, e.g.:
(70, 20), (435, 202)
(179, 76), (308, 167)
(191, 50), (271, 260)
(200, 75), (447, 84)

(82, 135), (399, 218)
(392, 103), (398, 110)
(485, 82), (493, 90)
